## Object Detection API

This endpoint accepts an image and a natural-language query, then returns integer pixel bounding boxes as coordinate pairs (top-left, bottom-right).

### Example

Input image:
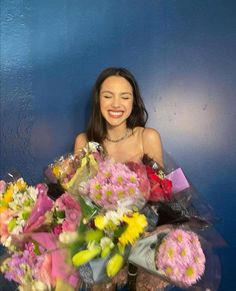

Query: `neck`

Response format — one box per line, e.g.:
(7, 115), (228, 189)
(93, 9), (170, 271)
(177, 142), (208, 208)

(106, 125), (131, 143)
(106, 124), (127, 139)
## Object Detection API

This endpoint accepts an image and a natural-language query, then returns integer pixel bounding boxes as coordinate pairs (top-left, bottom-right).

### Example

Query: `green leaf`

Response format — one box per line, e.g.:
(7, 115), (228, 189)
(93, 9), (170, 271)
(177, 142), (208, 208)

(114, 224), (128, 239)
(0, 200), (7, 207)
(23, 199), (32, 207)
(78, 195), (99, 221)
(8, 218), (17, 232)
(33, 242), (41, 255)
(22, 211), (30, 220)
(56, 210), (65, 219)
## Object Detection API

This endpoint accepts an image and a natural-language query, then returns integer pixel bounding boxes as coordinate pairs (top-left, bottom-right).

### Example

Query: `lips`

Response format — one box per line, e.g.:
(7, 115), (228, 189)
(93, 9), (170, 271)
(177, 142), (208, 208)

(108, 110), (124, 118)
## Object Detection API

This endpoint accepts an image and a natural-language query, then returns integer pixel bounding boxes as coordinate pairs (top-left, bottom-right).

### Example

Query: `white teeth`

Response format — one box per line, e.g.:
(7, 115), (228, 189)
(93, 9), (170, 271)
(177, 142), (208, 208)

(109, 111), (123, 116)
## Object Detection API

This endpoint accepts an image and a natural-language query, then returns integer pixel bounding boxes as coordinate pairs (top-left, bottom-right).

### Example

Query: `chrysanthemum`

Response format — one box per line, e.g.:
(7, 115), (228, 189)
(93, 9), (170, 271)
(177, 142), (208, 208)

(156, 229), (205, 286)
(87, 160), (140, 209)
(119, 212), (147, 246)
(15, 178), (27, 192)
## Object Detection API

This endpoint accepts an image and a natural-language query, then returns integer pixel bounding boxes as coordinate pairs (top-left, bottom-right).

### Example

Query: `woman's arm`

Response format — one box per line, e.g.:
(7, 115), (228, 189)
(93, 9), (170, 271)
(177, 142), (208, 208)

(142, 128), (164, 168)
(74, 133), (88, 154)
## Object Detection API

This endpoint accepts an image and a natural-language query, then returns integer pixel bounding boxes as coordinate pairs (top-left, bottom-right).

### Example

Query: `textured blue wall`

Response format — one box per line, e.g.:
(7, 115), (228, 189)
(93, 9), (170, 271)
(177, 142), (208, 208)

(1, 1), (236, 290)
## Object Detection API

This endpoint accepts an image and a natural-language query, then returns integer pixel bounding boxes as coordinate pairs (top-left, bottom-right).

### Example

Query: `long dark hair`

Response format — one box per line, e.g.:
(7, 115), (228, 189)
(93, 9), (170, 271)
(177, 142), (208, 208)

(86, 67), (148, 143)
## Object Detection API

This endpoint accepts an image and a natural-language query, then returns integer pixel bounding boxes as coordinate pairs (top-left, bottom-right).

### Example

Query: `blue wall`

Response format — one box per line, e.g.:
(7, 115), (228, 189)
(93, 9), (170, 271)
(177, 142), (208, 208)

(1, 1), (235, 290)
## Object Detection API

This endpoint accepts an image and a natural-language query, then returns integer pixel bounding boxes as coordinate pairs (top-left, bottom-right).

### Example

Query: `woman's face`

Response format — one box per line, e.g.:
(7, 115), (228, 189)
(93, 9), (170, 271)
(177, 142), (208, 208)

(99, 76), (133, 128)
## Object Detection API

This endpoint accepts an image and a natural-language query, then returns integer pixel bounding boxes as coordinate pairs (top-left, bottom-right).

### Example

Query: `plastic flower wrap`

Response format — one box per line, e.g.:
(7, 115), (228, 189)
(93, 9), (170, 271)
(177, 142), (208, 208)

(45, 142), (102, 199)
(86, 159), (150, 210)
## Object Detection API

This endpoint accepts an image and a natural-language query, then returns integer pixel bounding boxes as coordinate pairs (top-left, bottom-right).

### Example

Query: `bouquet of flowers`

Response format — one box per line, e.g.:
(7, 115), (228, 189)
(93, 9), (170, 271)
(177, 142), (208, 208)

(61, 204), (147, 284)
(0, 177), (80, 290)
(129, 226), (206, 288)
(0, 178), (54, 250)
(45, 142), (102, 199)
(0, 143), (223, 290)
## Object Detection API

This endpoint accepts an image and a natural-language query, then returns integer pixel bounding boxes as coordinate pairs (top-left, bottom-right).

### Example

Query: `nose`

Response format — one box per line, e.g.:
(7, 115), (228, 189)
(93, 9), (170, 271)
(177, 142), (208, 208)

(111, 96), (121, 108)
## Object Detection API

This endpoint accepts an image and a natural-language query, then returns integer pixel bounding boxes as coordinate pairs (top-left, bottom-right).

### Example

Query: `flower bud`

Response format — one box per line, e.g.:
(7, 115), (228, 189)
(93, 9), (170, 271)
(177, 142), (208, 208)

(106, 253), (124, 277)
(72, 245), (101, 267)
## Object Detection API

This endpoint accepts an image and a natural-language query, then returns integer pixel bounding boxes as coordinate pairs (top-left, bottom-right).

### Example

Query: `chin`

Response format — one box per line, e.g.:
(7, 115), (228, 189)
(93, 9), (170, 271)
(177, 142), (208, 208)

(106, 118), (127, 128)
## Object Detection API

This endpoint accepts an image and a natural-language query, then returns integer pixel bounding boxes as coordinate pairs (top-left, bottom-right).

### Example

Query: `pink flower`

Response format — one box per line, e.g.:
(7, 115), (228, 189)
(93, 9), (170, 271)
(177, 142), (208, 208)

(62, 208), (80, 232)
(37, 253), (55, 287)
(24, 184), (53, 233)
(0, 180), (6, 194)
(87, 160), (143, 209)
(156, 229), (205, 287)
(55, 193), (81, 232)
(53, 224), (63, 235)
(0, 209), (16, 239)
(55, 193), (81, 212)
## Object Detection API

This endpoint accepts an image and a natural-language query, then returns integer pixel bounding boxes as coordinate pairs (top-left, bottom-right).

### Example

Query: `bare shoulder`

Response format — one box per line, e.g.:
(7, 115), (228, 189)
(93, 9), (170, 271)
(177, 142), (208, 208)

(142, 127), (162, 142)
(74, 132), (88, 154)
(142, 127), (164, 167)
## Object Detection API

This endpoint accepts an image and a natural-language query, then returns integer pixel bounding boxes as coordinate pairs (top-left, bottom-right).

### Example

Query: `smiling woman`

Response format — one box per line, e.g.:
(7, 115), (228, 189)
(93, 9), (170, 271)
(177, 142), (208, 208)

(74, 67), (164, 167)
(74, 68), (165, 290)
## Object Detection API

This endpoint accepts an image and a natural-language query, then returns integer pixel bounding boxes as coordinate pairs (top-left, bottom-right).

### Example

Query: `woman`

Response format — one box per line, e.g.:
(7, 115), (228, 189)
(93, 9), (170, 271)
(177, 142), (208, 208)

(74, 67), (164, 168)
(74, 67), (167, 290)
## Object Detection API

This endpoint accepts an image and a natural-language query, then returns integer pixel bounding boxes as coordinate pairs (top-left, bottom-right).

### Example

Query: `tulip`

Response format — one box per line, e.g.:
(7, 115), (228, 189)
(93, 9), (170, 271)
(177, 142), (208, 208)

(72, 245), (101, 267)
(101, 245), (111, 258)
(106, 253), (124, 278)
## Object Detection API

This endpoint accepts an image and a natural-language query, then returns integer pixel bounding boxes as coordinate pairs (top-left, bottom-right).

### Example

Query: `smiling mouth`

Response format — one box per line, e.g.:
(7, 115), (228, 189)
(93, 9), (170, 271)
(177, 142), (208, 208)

(108, 111), (124, 118)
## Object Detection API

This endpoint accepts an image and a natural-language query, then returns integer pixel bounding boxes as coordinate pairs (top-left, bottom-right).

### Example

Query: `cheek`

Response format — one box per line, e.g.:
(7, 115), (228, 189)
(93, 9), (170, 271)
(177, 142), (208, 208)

(128, 100), (134, 113)
(99, 99), (108, 117)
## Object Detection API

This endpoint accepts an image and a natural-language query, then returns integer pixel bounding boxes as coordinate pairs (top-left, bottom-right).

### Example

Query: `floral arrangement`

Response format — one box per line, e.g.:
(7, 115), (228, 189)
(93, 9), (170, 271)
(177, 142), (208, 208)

(86, 160), (149, 209)
(145, 165), (172, 201)
(0, 180), (80, 290)
(0, 142), (214, 290)
(45, 143), (101, 195)
(70, 206), (147, 278)
(156, 229), (205, 286)
(0, 179), (52, 249)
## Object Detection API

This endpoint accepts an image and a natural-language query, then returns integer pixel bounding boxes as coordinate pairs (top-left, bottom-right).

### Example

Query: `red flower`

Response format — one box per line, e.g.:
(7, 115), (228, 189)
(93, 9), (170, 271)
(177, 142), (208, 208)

(146, 166), (172, 201)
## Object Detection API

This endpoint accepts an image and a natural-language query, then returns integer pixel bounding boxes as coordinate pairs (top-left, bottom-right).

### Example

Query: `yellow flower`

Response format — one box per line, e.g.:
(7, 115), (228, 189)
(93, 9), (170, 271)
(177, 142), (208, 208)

(3, 184), (14, 203)
(52, 165), (60, 178)
(119, 212), (147, 246)
(106, 253), (124, 278)
(0, 205), (7, 213)
(94, 215), (107, 230)
(15, 178), (27, 191)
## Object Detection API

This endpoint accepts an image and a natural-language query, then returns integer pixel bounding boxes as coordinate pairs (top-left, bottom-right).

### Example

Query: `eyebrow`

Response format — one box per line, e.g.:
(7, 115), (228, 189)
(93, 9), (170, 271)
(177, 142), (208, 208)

(101, 90), (132, 96)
